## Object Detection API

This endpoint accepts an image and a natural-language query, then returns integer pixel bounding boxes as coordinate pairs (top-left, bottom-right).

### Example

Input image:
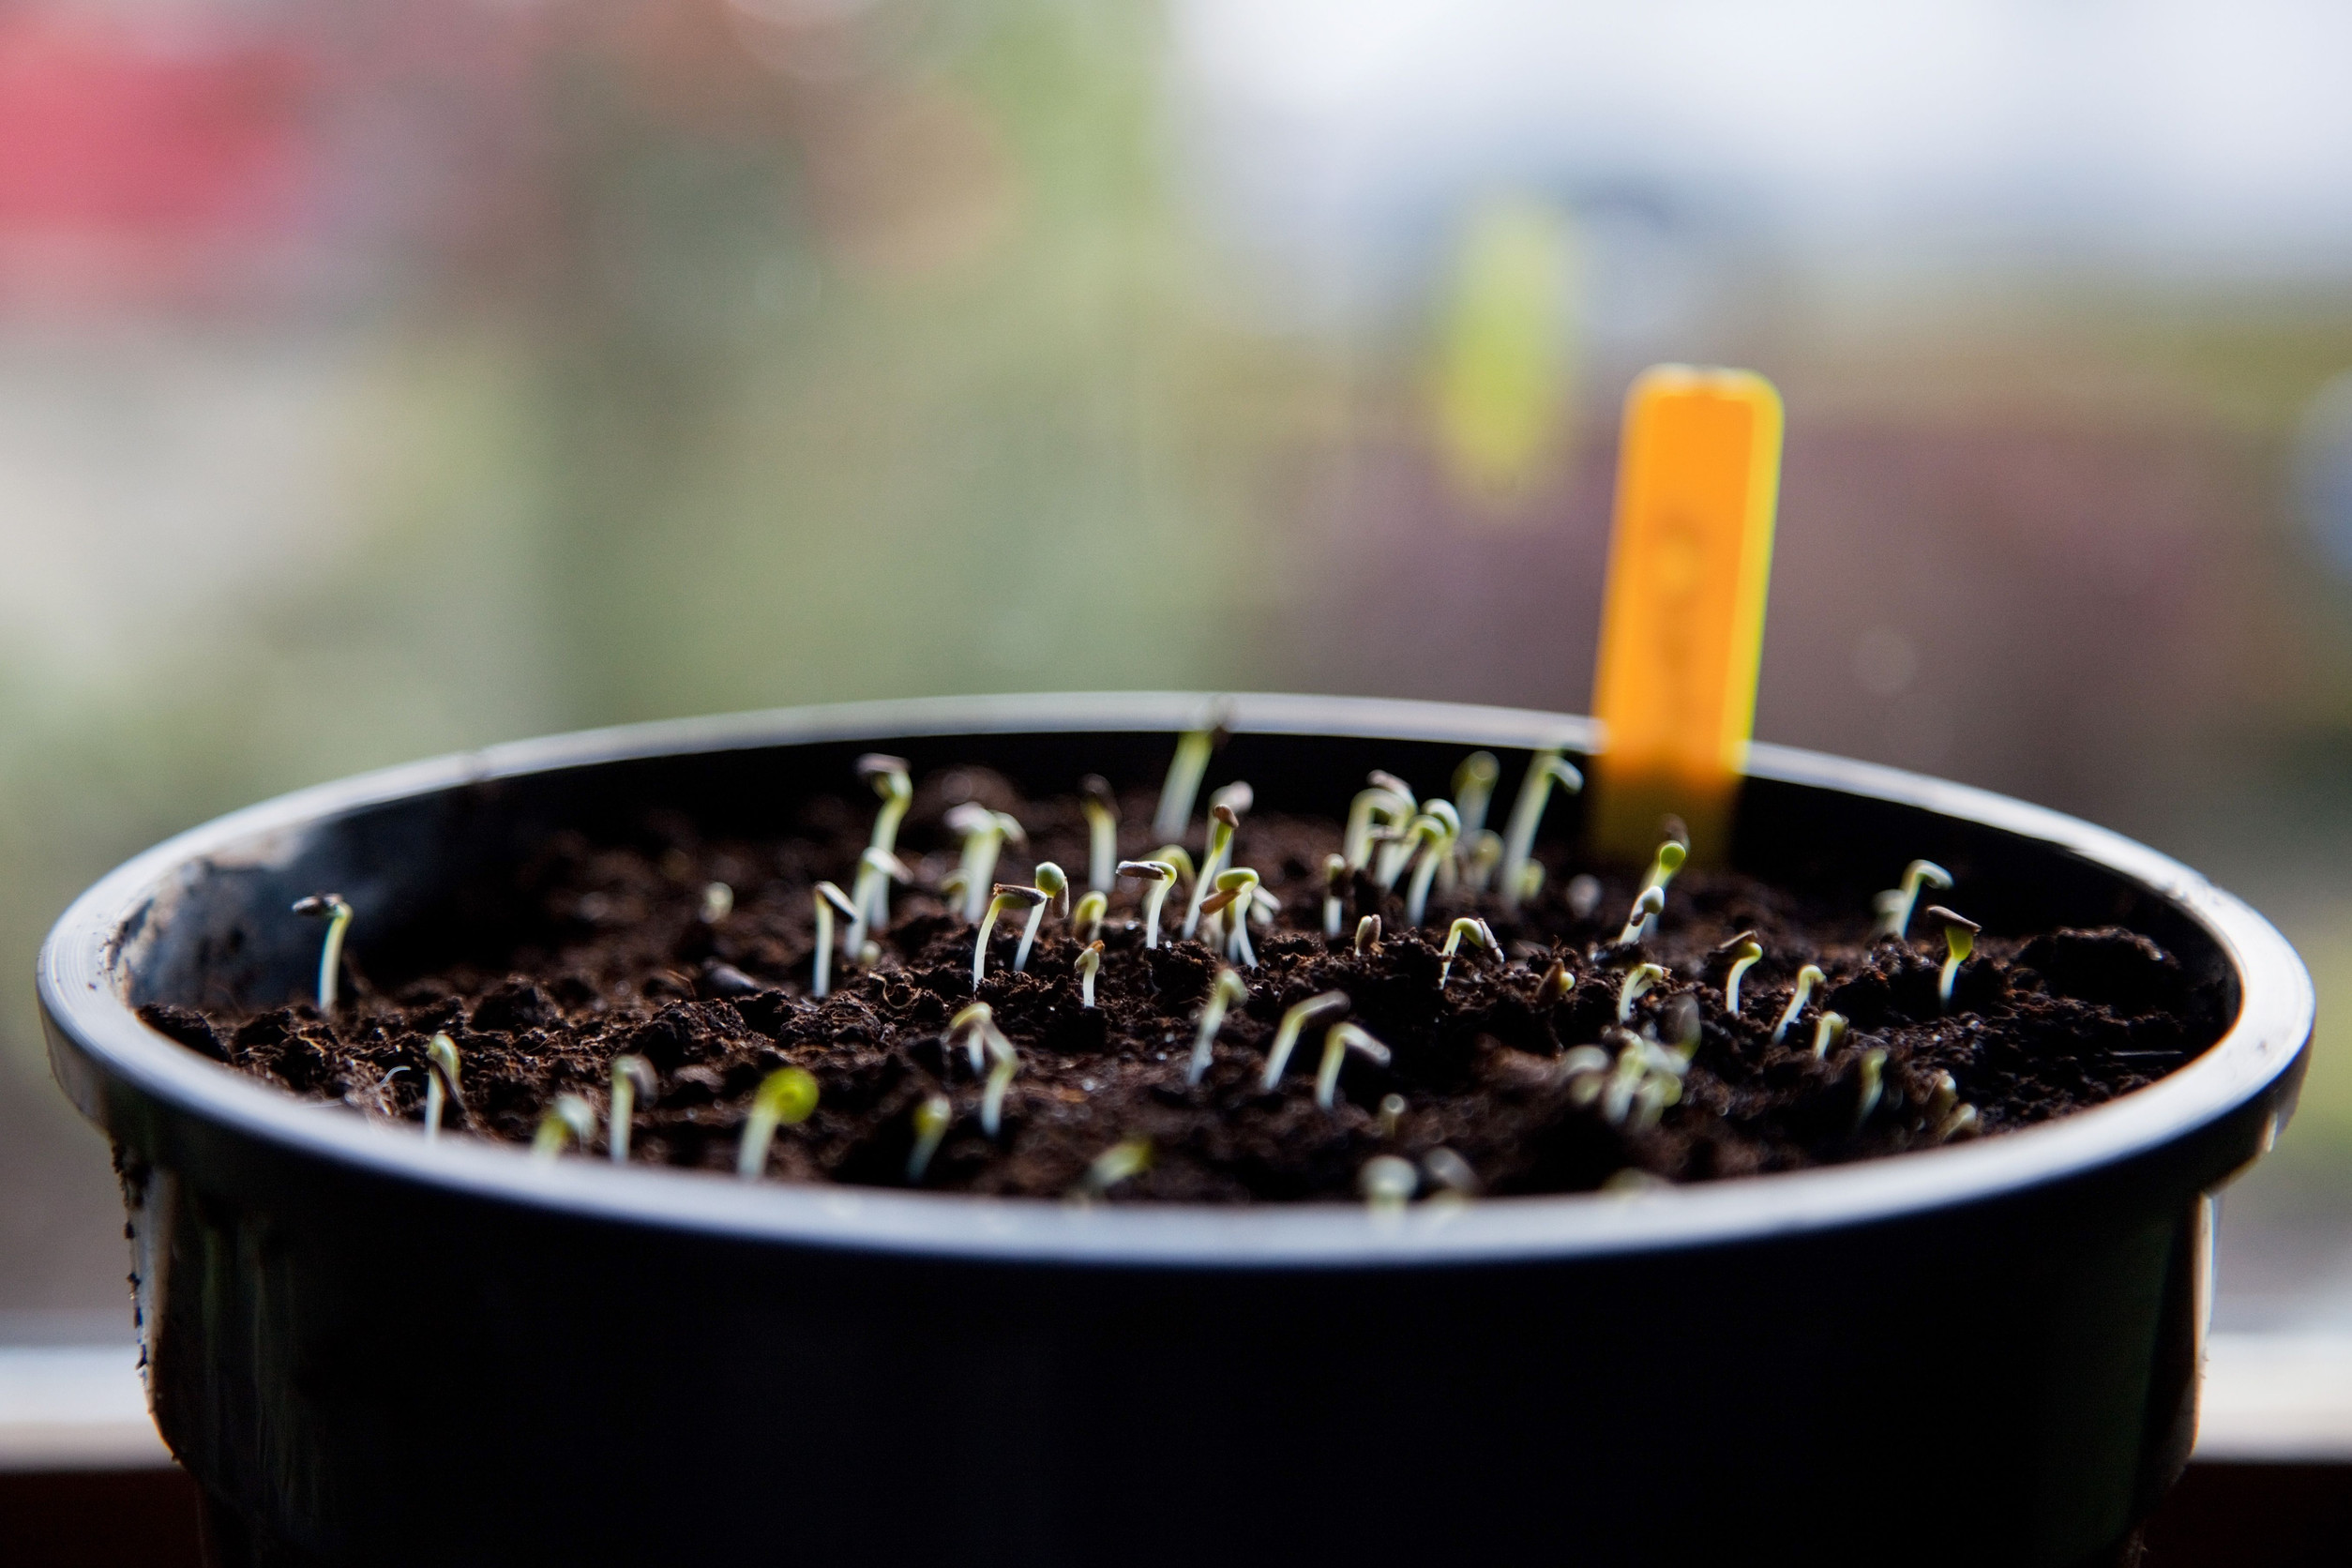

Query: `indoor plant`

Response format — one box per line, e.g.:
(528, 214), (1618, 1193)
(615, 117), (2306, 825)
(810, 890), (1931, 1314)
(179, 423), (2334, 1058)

(37, 692), (2312, 1567)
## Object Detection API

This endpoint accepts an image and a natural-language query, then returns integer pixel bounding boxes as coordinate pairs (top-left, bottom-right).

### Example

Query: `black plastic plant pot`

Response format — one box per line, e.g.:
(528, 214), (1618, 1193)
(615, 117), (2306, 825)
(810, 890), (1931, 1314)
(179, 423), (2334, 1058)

(37, 693), (2312, 1568)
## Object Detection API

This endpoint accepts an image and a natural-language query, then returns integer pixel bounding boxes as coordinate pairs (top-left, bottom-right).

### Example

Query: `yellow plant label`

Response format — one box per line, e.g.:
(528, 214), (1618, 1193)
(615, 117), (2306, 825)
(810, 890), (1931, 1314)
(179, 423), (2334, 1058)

(1588, 365), (1784, 863)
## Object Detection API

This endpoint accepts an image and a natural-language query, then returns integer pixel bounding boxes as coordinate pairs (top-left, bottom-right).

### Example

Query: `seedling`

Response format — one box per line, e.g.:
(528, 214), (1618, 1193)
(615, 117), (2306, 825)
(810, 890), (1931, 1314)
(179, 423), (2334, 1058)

(1772, 964), (1827, 1045)
(1182, 804), (1241, 938)
(1422, 1147), (1480, 1197)
(1316, 1021), (1392, 1109)
(1378, 1093), (1408, 1138)
(1617, 961), (1666, 1023)
(701, 882), (734, 924)
(1153, 710), (1225, 837)
(857, 753), (914, 928)
(1633, 837), (1688, 938)
(1197, 867), (1264, 966)
(1069, 1138), (1152, 1204)
(1401, 801), (1462, 926)
(1438, 916), (1500, 987)
(1322, 853), (1349, 939)
(1355, 914), (1381, 956)
(736, 1066), (819, 1178)
(291, 894), (353, 1013)
(423, 1033), (461, 1142)
(608, 1054), (656, 1164)
(1188, 968), (1251, 1085)
(1927, 1071), (1959, 1123)
(532, 1093), (595, 1160)
(1853, 1048), (1887, 1130)
(1661, 994), (1702, 1057)
(1936, 1104), (1982, 1143)
(1716, 932), (1763, 1016)
(1927, 906), (1979, 1012)
(1359, 1154), (1419, 1211)
(1259, 990), (1353, 1090)
(1461, 831), (1504, 894)
(845, 848), (912, 956)
(907, 1093), (953, 1183)
(1453, 751), (1501, 837)
(980, 1034), (1019, 1138)
(1073, 890), (1108, 945)
(972, 884), (1048, 988)
(948, 1001), (1008, 1074)
(1364, 772), (1422, 885)
(1343, 781), (1414, 872)
(1116, 859), (1179, 948)
(1536, 959), (1574, 1004)
(1079, 775), (1121, 894)
(1811, 1010), (1848, 1060)
(1615, 886), (1666, 946)
(1873, 859), (1953, 941)
(1500, 748), (1584, 913)
(1565, 1030), (1685, 1129)
(1076, 942), (1104, 1008)
(810, 882), (859, 999)
(945, 803), (1026, 921)
(1014, 863), (1068, 972)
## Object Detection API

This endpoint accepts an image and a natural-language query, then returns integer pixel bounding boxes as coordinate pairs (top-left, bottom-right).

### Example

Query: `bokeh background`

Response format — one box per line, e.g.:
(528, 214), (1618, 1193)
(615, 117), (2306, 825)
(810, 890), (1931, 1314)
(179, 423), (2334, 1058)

(8, 0), (2352, 1335)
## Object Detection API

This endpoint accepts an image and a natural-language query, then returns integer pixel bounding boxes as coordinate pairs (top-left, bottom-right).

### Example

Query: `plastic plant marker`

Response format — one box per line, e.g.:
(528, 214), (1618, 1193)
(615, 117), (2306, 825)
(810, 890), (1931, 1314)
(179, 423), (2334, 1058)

(1588, 366), (1784, 862)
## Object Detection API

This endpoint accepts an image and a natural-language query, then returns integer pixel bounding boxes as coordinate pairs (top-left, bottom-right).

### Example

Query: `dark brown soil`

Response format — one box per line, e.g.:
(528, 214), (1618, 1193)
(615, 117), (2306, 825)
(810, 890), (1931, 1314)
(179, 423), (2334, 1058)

(141, 768), (2228, 1204)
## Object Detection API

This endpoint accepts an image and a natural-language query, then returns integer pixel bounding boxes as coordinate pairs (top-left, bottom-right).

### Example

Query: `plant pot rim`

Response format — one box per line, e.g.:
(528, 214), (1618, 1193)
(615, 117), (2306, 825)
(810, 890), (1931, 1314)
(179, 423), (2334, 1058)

(38, 691), (2312, 1270)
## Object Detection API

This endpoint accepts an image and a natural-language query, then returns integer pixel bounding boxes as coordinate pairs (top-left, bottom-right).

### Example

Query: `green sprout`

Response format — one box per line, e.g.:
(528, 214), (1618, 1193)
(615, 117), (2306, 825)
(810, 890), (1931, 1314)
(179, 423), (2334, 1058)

(1355, 914), (1381, 955)
(1716, 932), (1763, 1016)
(1927, 1072), (1958, 1124)
(1438, 915), (1500, 987)
(608, 1054), (656, 1164)
(1853, 1048), (1887, 1131)
(1359, 1153), (1419, 1211)
(1116, 859), (1179, 948)
(1401, 801), (1462, 926)
(1927, 906), (1979, 1012)
(1500, 748), (1584, 914)
(1536, 959), (1574, 1004)
(1615, 885), (1666, 946)
(1183, 804), (1241, 938)
(1937, 1105), (1982, 1142)
(1811, 1011), (1848, 1061)
(1153, 708), (1226, 838)
(811, 882), (859, 999)
(1422, 1147), (1480, 1198)
(1198, 867), (1264, 966)
(1927, 1074), (1981, 1142)
(846, 848), (912, 956)
(907, 1093), (953, 1184)
(1563, 1030), (1686, 1128)
(1076, 942), (1104, 1008)
(1366, 771), (1423, 886)
(1873, 859), (1953, 941)
(1015, 863), (1068, 972)
(290, 894), (353, 1013)
(1617, 961), (1667, 1023)
(423, 1033), (461, 1142)
(1069, 1138), (1153, 1204)
(945, 803), (1027, 922)
(1188, 967), (1251, 1084)
(1316, 1022), (1392, 1109)
(1453, 751), (1501, 838)
(736, 1066), (819, 1179)
(1772, 963), (1828, 1045)
(1079, 775), (1121, 895)
(1343, 776), (1415, 872)
(532, 1093), (595, 1160)
(1322, 853), (1349, 939)
(856, 753), (914, 928)
(973, 884), (1048, 988)
(701, 882), (734, 925)
(1073, 889), (1108, 945)
(1259, 990), (1353, 1090)
(1631, 837), (1689, 939)
(1378, 1093), (1407, 1139)
(948, 1001), (1008, 1075)
(1462, 831), (1504, 894)
(979, 1033), (1019, 1138)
